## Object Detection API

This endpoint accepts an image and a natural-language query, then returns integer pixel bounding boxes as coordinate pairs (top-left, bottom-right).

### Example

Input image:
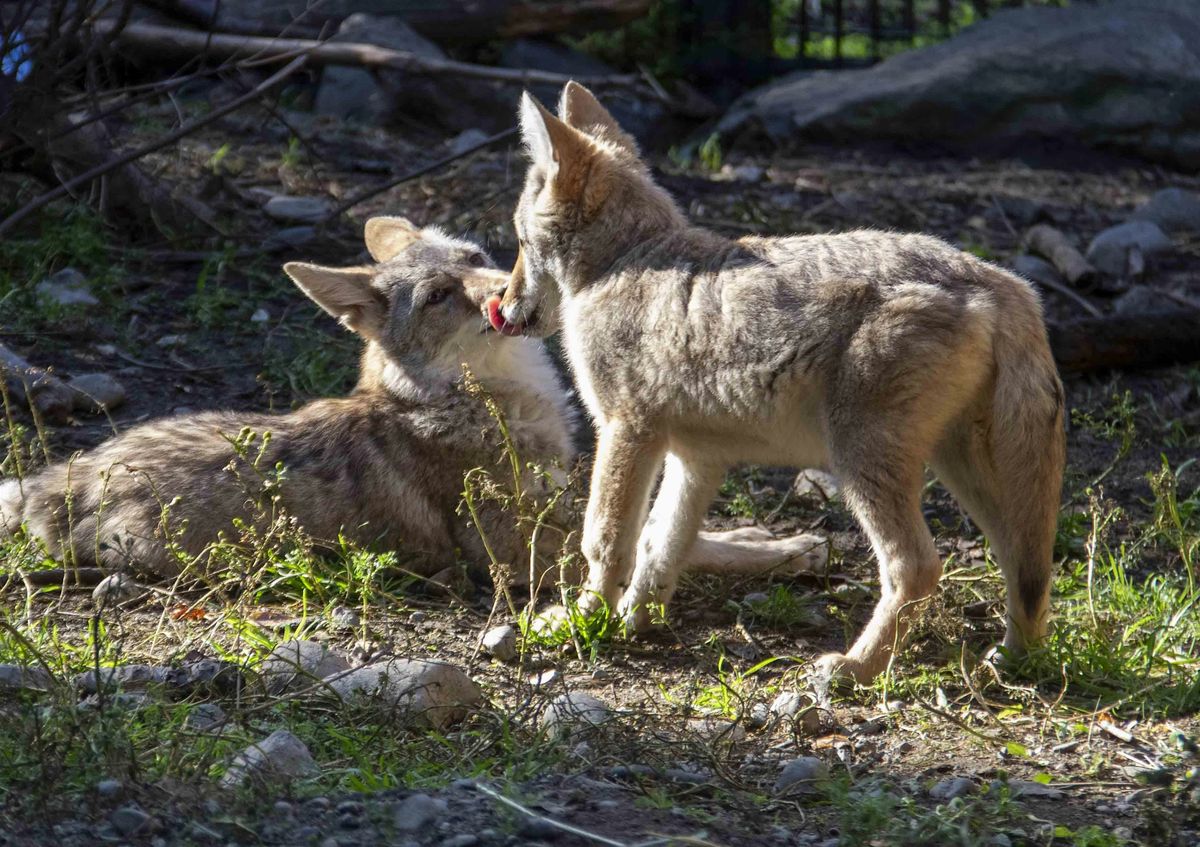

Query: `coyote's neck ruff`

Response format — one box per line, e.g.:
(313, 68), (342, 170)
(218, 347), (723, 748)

(495, 82), (1065, 688)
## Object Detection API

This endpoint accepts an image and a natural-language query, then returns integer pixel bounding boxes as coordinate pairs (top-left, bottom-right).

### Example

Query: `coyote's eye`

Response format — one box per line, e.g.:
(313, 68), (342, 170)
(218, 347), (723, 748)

(424, 288), (451, 306)
(467, 252), (486, 267)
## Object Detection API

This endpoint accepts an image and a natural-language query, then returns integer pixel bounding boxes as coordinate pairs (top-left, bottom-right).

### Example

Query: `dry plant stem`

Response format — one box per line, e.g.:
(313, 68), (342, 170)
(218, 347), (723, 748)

(475, 783), (631, 847)
(0, 55), (307, 238)
(1024, 224), (1096, 286)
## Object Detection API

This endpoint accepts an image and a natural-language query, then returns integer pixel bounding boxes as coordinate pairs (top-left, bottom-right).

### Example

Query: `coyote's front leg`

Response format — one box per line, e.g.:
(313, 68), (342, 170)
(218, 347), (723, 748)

(578, 421), (665, 614)
(617, 452), (722, 631)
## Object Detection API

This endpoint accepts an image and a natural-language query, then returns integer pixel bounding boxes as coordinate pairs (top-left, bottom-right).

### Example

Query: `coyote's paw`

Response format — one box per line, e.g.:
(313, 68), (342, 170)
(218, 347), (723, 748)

(615, 591), (659, 635)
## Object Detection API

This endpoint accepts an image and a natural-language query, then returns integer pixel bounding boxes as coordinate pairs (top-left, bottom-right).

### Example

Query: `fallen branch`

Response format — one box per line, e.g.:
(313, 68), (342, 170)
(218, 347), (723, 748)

(0, 55), (307, 238)
(0, 342), (76, 423)
(1024, 224), (1096, 287)
(1049, 308), (1200, 373)
(94, 20), (642, 89)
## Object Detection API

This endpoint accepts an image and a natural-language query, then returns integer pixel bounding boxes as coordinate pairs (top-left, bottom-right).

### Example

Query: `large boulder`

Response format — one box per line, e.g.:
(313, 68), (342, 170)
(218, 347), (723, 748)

(717, 0), (1200, 169)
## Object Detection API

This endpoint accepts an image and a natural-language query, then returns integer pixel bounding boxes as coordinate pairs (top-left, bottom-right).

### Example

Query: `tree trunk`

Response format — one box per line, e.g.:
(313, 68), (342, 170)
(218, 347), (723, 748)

(1049, 309), (1200, 373)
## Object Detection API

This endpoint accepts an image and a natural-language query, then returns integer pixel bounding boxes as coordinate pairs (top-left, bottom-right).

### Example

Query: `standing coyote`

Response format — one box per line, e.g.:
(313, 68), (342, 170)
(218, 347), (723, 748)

(491, 83), (1065, 685)
(1, 218), (824, 586)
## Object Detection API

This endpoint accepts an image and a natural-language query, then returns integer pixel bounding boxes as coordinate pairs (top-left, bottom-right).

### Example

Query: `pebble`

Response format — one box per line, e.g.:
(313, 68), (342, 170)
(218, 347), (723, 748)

(272, 800), (294, 817)
(1085, 220), (1172, 277)
(77, 664), (169, 694)
(325, 658), (481, 729)
(261, 639), (352, 695)
(96, 778), (123, 799)
(157, 334), (185, 347)
(1004, 779), (1064, 800)
(408, 611), (428, 625)
(774, 756), (829, 794)
(68, 373), (126, 413)
(929, 776), (978, 801)
(36, 268), (98, 307)
(264, 195), (332, 223)
(219, 730), (319, 788)
(393, 793), (447, 832)
(480, 624), (518, 662)
(329, 605), (360, 630)
(250, 308), (270, 323)
(293, 826), (320, 841)
(441, 835), (479, 847)
(110, 804), (151, 836)
(91, 573), (142, 607)
(336, 799), (363, 815)
(307, 796), (332, 810)
(542, 693), (613, 740)
(743, 591), (770, 605)
(1129, 187), (1200, 234)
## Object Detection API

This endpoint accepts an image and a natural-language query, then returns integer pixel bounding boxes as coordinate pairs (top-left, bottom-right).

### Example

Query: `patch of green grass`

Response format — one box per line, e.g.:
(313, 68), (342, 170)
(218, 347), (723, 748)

(260, 319), (359, 406)
(744, 584), (824, 628)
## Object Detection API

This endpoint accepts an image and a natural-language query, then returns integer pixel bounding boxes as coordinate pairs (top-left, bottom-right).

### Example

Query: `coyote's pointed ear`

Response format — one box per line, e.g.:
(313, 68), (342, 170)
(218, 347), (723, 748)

(557, 81), (638, 155)
(284, 262), (385, 337)
(364, 216), (421, 263)
(519, 90), (593, 177)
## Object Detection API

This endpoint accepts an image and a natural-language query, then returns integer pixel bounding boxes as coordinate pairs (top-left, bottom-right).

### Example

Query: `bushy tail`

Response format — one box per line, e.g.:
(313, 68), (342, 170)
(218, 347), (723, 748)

(0, 478), (23, 539)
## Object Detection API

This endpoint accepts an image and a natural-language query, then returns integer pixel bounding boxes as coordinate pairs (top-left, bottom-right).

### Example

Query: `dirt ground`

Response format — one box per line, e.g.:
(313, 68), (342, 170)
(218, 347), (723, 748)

(2, 100), (1199, 846)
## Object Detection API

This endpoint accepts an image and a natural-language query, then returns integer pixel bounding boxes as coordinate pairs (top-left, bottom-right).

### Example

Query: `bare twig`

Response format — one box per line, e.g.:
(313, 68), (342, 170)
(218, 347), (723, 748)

(0, 55), (307, 238)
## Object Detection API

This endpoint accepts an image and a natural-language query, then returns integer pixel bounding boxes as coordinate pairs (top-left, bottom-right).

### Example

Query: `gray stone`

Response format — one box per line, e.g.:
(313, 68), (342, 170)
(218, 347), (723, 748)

(77, 665), (169, 694)
(250, 308), (270, 324)
(263, 195), (331, 223)
(68, 373), (126, 413)
(315, 15), (445, 122)
(774, 756), (830, 794)
(325, 658), (481, 728)
(480, 624), (518, 663)
(743, 591), (770, 605)
(219, 729), (318, 788)
(184, 702), (227, 732)
(542, 692), (613, 740)
(1011, 254), (1064, 288)
(1112, 286), (1171, 315)
(1086, 221), (1173, 278)
(110, 804), (151, 836)
(36, 268), (98, 308)
(930, 776), (978, 801)
(262, 639), (352, 695)
(792, 468), (839, 500)
(448, 128), (491, 157)
(329, 605), (360, 631)
(441, 835), (479, 847)
(262, 226), (317, 251)
(716, 1), (1200, 170)
(96, 778), (123, 799)
(0, 663), (55, 692)
(91, 573), (142, 607)
(1129, 187), (1200, 235)
(518, 818), (560, 839)
(393, 793), (447, 833)
(771, 690), (823, 735)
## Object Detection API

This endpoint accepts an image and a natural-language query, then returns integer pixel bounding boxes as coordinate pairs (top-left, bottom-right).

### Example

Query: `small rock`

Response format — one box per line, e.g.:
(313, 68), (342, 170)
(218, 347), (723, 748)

(774, 756), (829, 794)
(157, 334), (185, 347)
(263, 226), (316, 251)
(408, 610), (428, 625)
(480, 624), (518, 662)
(1112, 286), (1170, 315)
(250, 308), (270, 324)
(0, 663), (55, 692)
(1085, 221), (1172, 278)
(393, 793), (447, 832)
(36, 268), (98, 307)
(1129, 187), (1200, 235)
(184, 702), (227, 732)
(325, 658), (481, 728)
(91, 573), (142, 607)
(219, 729), (318, 788)
(448, 128), (490, 157)
(663, 768), (712, 785)
(771, 690), (823, 735)
(328, 605), (360, 631)
(77, 665), (169, 694)
(68, 373), (126, 413)
(743, 591), (770, 605)
(747, 702), (771, 729)
(264, 196), (332, 223)
(272, 800), (294, 817)
(1011, 254), (1064, 288)
(542, 692), (613, 740)
(166, 658), (243, 696)
(930, 776), (978, 801)
(518, 818), (560, 839)
(96, 778), (123, 799)
(261, 639), (352, 695)
(723, 163), (764, 182)
(441, 835), (478, 847)
(687, 717), (747, 742)
(110, 805), (151, 836)
(792, 468), (839, 500)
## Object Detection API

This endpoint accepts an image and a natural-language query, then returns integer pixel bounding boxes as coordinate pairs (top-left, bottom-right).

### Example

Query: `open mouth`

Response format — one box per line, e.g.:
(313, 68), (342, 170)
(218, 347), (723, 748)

(484, 295), (535, 336)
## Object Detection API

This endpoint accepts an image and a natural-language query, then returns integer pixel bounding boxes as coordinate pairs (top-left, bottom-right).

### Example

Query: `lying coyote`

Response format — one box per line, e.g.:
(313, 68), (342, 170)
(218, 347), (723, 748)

(491, 83), (1065, 685)
(1, 218), (823, 586)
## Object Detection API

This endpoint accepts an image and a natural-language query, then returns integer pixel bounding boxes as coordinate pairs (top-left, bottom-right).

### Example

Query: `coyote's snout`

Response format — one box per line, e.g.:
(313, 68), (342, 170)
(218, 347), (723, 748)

(508, 82), (1066, 688)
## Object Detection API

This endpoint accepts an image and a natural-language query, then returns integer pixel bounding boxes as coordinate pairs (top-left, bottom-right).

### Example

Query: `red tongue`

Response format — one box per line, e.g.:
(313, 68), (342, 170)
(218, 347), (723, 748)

(486, 295), (524, 336)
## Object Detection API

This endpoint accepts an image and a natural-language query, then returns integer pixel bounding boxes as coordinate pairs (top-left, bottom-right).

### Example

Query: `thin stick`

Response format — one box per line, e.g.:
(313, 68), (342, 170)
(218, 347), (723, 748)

(321, 127), (518, 222)
(0, 55), (307, 238)
(475, 783), (630, 847)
